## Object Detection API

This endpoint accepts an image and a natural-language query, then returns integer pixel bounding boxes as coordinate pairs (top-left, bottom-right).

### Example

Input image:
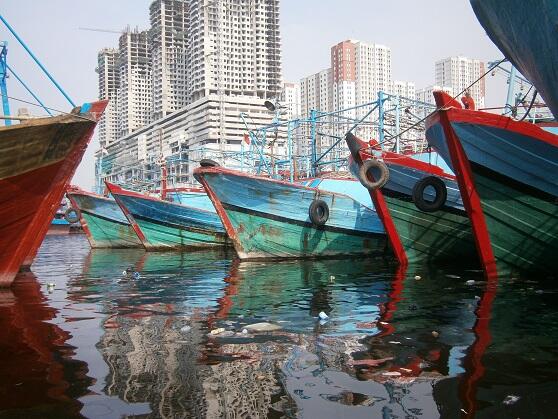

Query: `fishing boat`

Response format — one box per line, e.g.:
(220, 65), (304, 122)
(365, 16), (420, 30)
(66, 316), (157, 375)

(345, 133), (478, 265)
(193, 165), (387, 260)
(425, 91), (558, 275)
(105, 182), (230, 251)
(0, 101), (106, 287)
(470, 0), (558, 119)
(66, 186), (142, 248)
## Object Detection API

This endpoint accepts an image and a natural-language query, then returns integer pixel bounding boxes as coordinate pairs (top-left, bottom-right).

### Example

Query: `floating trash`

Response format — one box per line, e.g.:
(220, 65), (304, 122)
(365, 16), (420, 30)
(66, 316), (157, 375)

(210, 327), (226, 335)
(431, 331), (440, 338)
(180, 325), (191, 333)
(414, 275), (421, 280)
(318, 311), (329, 320)
(244, 322), (282, 332)
(466, 280), (475, 285)
(132, 271), (141, 280)
(503, 395), (520, 405)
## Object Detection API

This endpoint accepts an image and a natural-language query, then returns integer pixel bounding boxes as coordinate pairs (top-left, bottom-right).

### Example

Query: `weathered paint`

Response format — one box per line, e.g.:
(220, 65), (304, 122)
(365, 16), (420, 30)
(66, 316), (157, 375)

(66, 190), (142, 248)
(0, 101), (107, 286)
(346, 133), (477, 265)
(426, 91), (558, 274)
(194, 167), (387, 259)
(106, 183), (229, 251)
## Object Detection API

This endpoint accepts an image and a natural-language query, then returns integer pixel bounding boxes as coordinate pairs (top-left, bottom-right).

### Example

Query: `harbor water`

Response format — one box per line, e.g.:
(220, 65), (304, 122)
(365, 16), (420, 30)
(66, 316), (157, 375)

(1, 234), (557, 418)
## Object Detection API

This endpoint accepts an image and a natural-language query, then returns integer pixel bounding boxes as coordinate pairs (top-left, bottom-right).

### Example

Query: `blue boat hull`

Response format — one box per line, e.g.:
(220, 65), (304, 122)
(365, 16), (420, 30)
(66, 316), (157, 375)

(194, 168), (387, 259)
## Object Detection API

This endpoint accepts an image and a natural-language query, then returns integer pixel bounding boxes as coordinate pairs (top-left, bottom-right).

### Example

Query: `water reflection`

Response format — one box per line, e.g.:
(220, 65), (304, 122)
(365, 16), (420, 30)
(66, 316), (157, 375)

(1, 235), (557, 418)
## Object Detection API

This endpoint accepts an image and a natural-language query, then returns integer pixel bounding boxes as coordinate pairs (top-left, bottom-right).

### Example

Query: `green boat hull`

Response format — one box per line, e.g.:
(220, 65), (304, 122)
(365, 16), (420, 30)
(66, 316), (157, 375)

(134, 217), (229, 251)
(384, 194), (478, 263)
(474, 171), (558, 273)
(223, 205), (387, 259)
(81, 210), (142, 249)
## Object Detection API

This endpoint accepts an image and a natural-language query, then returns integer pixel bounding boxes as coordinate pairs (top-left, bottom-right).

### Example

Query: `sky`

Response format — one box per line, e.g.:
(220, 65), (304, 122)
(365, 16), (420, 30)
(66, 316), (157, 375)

(1, 0), (505, 190)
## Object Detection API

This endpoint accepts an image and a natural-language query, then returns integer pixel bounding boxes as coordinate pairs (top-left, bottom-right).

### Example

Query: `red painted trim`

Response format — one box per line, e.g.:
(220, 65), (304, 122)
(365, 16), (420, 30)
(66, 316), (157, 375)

(346, 137), (408, 265)
(458, 273), (498, 417)
(427, 91), (558, 148)
(65, 192), (95, 247)
(193, 172), (242, 253)
(105, 182), (148, 245)
(21, 101), (108, 268)
(437, 106), (498, 278)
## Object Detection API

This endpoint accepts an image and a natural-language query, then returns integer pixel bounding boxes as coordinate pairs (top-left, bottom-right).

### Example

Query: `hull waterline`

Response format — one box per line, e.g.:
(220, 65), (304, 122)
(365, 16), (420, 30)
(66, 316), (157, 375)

(0, 101), (107, 286)
(194, 166), (388, 260)
(66, 188), (142, 249)
(426, 91), (558, 275)
(106, 183), (229, 251)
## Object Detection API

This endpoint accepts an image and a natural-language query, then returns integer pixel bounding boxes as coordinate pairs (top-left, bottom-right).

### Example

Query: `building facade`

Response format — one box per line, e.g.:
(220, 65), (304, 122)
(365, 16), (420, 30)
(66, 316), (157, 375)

(97, 0), (283, 189)
(96, 48), (119, 149)
(116, 28), (152, 138)
(149, 0), (189, 120)
(435, 56), (485, 107)
(415, 85), (454, 105)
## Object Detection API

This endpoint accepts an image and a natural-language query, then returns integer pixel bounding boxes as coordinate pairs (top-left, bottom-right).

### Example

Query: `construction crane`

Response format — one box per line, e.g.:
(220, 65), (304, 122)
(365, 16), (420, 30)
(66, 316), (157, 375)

(78, 27), (125, 35)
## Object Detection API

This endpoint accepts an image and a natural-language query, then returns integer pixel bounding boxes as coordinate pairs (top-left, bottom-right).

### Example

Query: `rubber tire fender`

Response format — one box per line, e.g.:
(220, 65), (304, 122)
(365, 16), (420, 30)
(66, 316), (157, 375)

(64, 207), (80, 224)
(357, 159), (390, 190)
(200, 159), (220, 168)
(309, 199), (329, 226)
(412, 176), (448, 212)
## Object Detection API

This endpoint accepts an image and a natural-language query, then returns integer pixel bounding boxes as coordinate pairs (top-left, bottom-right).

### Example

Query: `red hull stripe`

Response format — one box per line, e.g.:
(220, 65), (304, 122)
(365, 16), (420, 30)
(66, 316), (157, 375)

(438, 108), (498, 277)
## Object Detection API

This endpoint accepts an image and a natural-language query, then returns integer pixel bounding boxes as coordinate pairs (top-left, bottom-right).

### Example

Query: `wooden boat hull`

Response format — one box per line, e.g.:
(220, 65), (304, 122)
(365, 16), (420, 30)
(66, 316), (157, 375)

(426, 92), (558, 274)
(345, 133), (478, 265)
(106, 183), (229, 251)
(470, 0), (558, 118)
(0, 102), (106, 287)
(194, 167), (387, 260)
(66, 189), (142, 249)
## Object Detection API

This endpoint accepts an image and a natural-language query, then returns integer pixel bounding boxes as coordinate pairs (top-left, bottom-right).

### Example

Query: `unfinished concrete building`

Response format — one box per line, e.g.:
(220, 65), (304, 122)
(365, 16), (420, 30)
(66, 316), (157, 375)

(96, 48), (119, 149)
(116, 28), (152, 138)
(149, 0), (189, 120)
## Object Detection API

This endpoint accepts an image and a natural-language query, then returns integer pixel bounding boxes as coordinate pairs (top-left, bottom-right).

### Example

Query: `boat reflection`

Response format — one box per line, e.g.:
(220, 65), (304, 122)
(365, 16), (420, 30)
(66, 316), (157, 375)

(0, 272), (90, 417)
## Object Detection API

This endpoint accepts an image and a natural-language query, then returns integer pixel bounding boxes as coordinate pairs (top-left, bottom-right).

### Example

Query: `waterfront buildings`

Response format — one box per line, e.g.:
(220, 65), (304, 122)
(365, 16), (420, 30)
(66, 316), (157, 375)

(97, 0), (283, 189)
(435, 56), (485, 107)
(96, 48), (119, 149)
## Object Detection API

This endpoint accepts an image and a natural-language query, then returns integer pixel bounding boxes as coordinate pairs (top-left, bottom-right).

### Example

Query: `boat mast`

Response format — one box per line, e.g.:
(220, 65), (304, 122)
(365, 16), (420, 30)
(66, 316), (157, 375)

(0, 41), (10, 126)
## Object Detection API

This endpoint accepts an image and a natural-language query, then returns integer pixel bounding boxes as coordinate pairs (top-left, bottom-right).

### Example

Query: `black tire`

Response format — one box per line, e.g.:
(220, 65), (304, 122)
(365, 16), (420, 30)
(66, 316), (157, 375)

(200, 159), (220, 168)
(412, 176), (447, 212)
(309, 199), (329, 226)
(357, 159), (389, 190)
(64, 207), (80, 224)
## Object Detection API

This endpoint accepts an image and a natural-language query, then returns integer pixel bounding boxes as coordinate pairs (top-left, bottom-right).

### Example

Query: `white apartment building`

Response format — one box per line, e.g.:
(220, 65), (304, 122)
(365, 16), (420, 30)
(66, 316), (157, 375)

(149, 0), (189, 120)
(187, 0), (282, 102)
(300, 68), (332, 118)
(393, 80), (416, 101)
(116, 28), (152, 138)
(102, 95), (283, 186)
(416, 85), (454, 105)
(97, 0), (283, 188)
(96, 48), (119, 149)
(435, 56), (485, 108)
(281, 81), (301, 119)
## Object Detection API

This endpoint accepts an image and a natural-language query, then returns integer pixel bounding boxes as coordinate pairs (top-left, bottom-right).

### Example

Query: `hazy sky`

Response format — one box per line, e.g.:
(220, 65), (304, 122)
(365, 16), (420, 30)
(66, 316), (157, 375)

(1, 0), (504, 190)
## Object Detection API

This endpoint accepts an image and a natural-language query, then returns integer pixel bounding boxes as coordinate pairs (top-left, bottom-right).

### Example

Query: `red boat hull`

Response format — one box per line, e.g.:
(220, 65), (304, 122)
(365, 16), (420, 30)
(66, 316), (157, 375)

(0, 101), (107, 287)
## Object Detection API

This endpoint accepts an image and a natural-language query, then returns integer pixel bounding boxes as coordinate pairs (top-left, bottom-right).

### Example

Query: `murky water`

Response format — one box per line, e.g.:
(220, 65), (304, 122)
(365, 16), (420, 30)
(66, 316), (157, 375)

(1, 235), (557, 418)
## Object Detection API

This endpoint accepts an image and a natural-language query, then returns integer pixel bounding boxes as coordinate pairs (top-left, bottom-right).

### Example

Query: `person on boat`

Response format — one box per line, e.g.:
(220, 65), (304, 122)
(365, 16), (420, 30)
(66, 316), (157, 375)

(461, 90), (475, 110)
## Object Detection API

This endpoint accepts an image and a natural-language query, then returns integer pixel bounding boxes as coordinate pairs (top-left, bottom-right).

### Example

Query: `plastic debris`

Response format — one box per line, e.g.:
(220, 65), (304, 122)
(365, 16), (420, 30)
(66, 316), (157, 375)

(47, 283), (55, 288)
(446, 274), (461, 279)
(503, 395), (520, 405)
(414, 275), (421, 280)
(132, 271), (141, 280)
(388, 341), (401, 345)
(382, 371), (401, 377)
(466, 280), (475, 285)
(318, 311), (329, 320)
(180, 325), (191, 333)
(244, 322), (282, 332)
(122, 270), (127, 276)
(241, 328), (248, 334)
(210, 327), (226, 335)
(329, 275), (336, 282)
(432, 331), (440, 338)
